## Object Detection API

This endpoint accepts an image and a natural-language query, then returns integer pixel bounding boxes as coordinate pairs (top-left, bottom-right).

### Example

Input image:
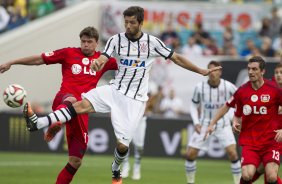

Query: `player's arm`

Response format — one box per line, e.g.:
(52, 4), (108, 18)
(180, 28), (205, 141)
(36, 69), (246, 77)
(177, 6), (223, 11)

(0, 55), (44, 73)
(169, 52), (221, 76)
(232, 115), (241, 133)
(190, 101), (201, 134)
(90, 54), (109, 72)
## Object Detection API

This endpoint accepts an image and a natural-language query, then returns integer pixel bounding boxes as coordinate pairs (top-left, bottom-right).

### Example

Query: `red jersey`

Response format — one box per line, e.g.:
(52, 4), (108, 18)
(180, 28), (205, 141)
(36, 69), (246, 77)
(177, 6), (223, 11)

(41, 48), (118, 99)
(232, 80), (282, 147)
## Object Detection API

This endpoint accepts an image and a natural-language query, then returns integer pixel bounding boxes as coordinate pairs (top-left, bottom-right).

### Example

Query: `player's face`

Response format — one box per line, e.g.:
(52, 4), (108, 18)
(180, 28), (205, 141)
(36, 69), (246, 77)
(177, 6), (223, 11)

(247, 62), (264, 82)
(208, 64), (221, 82)
(274, 67), (282, 86)
(80, 35), (98, 56)
(124, 16), (142, 38)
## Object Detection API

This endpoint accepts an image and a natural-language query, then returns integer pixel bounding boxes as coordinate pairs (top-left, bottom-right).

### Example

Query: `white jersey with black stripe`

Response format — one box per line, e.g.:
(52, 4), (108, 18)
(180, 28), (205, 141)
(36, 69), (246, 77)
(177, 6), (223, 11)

(191, 79), (237, 128)
(102, 32), (173, 101)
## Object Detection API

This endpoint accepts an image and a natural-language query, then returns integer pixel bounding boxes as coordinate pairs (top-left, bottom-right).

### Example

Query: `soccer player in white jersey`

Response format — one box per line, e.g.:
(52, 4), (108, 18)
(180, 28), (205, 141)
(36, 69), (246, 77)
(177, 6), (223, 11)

(185, 61), (241, 184)
(23, 6), (221, 184)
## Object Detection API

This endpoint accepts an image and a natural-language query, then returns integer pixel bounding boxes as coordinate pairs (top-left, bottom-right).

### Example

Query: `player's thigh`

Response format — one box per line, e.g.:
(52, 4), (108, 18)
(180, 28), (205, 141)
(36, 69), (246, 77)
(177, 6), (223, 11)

(262, 145), (280, 167)
(132, 116), (147, 148)
(66, 114), (89, 144)
(111, 92), (146, 147)
(241, 146), (261, 168)
(81, 85), (113, 113)
(216, 126), (236, 148)
(188, 128), (209, 152)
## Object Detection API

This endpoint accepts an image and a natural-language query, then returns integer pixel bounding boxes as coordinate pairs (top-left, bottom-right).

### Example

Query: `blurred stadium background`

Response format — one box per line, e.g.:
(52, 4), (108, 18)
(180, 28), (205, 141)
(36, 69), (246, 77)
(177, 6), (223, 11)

(1, 0), (282, 183)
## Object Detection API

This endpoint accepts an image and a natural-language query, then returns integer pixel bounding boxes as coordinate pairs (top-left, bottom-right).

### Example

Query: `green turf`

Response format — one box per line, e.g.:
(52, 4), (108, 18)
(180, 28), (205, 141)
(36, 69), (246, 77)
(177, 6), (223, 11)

(0, 152), (270, 184)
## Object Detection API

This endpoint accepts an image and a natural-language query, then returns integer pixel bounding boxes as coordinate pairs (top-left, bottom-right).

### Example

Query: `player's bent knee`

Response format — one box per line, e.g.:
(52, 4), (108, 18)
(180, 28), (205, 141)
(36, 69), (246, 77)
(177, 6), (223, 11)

(186, 147), (199, 160)
(69, 156), (82, 169)
(117, 143), (128, 154)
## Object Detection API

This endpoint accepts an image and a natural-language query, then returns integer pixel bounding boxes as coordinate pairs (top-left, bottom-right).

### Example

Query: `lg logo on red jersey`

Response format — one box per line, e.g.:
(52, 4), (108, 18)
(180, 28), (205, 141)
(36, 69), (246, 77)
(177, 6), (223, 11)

(243, 105), (267, 115)
(71, 58), (96, 76)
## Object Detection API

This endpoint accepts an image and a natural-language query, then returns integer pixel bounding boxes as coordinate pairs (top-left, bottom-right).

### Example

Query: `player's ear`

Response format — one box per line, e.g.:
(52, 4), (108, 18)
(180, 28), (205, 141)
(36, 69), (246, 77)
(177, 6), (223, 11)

(261, 69), (265, 76)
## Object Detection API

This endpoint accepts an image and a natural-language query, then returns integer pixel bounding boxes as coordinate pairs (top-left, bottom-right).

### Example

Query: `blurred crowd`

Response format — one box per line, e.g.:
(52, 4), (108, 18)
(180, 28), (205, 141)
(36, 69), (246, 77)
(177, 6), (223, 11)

(160, 7), (282, 59)
(0, 0), (67, 33)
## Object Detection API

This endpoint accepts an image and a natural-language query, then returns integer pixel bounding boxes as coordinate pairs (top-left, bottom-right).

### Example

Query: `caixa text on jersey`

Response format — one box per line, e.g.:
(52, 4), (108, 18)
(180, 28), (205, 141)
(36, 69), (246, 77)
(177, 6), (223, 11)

(120, 59), (145, 67)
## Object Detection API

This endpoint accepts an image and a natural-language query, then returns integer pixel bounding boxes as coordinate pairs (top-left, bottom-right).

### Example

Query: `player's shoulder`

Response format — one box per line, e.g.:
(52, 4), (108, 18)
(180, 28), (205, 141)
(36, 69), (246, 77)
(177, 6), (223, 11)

(264, 79), (278, 88)
(236, 81), (250, 93)
(221, 79), (237, 88)
(194, 81), (206, 89)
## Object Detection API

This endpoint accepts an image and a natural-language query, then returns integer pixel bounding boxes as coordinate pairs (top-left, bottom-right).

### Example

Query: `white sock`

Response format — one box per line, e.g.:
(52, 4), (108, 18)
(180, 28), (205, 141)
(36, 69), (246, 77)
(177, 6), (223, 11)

(112, 148), (128, 171)
(185, 160), (196, 183)
(36, 108), (73, 129)
(231, 160), (241, 184)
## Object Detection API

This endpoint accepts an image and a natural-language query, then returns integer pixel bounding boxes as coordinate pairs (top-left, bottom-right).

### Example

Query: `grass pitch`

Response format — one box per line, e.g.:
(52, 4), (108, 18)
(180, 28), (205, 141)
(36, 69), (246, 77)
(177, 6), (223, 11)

(0, 152), (269, 184)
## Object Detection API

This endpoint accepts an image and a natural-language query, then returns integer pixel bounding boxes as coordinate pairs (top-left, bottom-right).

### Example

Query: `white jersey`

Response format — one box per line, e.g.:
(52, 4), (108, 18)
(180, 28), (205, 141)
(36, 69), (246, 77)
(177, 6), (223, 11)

(190, 79), (237, 128)
(102, 32), (173, 101)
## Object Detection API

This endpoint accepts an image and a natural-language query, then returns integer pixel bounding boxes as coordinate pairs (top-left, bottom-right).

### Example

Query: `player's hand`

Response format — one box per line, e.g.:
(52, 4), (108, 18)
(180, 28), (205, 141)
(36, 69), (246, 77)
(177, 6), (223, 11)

(202, 66), (222, 76)
(194, 124), (202, 134)
(274, 129), (282, 142)
(90, 59), (103, 72)
(232, 121), (241, 133)
(204, 124), (214, 141)
(0, 63), (11, 73)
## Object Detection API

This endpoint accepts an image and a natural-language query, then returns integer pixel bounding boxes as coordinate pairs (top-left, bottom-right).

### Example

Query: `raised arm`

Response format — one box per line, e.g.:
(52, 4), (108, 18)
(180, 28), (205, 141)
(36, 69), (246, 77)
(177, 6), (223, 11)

(0, 55), (44, 73)
(170, 52), (222, 76)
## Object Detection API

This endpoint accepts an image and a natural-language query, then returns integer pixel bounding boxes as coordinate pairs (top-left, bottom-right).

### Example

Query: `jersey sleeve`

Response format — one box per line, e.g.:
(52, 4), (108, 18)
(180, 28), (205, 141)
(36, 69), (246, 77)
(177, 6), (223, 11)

(150, 36), (174, 59)
(41, 48), (68, 65)
(233, 90), (242, 117)
(226, 96), (235, 108)
(191, 83), (201, 104)
(102, 35), (117, 59)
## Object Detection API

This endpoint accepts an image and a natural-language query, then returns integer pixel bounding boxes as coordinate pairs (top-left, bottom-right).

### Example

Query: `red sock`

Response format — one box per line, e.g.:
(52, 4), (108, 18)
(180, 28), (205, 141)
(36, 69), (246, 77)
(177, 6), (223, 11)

(252, 171), (263, 182)
(56, 163), (77, 184)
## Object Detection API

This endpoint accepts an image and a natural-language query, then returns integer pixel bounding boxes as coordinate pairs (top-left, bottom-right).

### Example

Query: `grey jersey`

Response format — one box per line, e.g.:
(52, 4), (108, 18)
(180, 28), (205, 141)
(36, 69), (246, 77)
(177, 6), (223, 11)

(191, 79), (237, 127)
(102, 32), (173, 101)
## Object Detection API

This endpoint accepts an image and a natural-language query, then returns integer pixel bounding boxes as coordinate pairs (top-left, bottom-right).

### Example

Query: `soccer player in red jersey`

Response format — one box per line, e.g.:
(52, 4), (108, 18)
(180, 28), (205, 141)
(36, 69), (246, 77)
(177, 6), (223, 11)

(206, 59), (282, 184)
(232, 56), (282, 184)
(0, 27), (118, 184)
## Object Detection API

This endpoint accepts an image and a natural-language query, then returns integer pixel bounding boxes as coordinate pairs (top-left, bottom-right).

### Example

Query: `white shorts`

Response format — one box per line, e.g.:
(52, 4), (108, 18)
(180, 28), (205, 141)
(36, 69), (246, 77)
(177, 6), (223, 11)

(188, 125), (236, 151)
(132, 116), (147, 148)
(82, 85), (146, 147)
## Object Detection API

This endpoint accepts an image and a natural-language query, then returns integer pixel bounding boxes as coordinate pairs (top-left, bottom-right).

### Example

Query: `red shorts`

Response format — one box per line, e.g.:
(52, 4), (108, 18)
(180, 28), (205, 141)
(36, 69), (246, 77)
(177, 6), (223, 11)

(241, 145), (280, 168)
(52, 92), (89, 159)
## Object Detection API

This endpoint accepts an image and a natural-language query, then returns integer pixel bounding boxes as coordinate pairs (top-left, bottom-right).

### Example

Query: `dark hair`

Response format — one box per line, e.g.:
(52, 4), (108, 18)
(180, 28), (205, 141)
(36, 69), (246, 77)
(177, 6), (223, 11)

(275, 63), (282, 69)
(123, 6), (144, 23)
(79, 27), (99, 41)
(208, 60), (222, 68)
(248, 56), (265, 70)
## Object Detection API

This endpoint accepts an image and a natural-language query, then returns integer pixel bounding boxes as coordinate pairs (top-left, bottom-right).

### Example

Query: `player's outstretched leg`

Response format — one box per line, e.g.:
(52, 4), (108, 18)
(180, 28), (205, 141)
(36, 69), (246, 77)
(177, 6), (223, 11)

(23, 102), (77, 131)
(44, 122), (63, 142)
(23, 102), (38, 131)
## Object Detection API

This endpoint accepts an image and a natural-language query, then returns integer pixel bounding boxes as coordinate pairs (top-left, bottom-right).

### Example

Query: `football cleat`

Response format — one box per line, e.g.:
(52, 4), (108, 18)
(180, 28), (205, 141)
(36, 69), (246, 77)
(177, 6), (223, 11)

(44, 122), (63, 142)
(23, 102), (38, 131)
(112, 170), (122, 184)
